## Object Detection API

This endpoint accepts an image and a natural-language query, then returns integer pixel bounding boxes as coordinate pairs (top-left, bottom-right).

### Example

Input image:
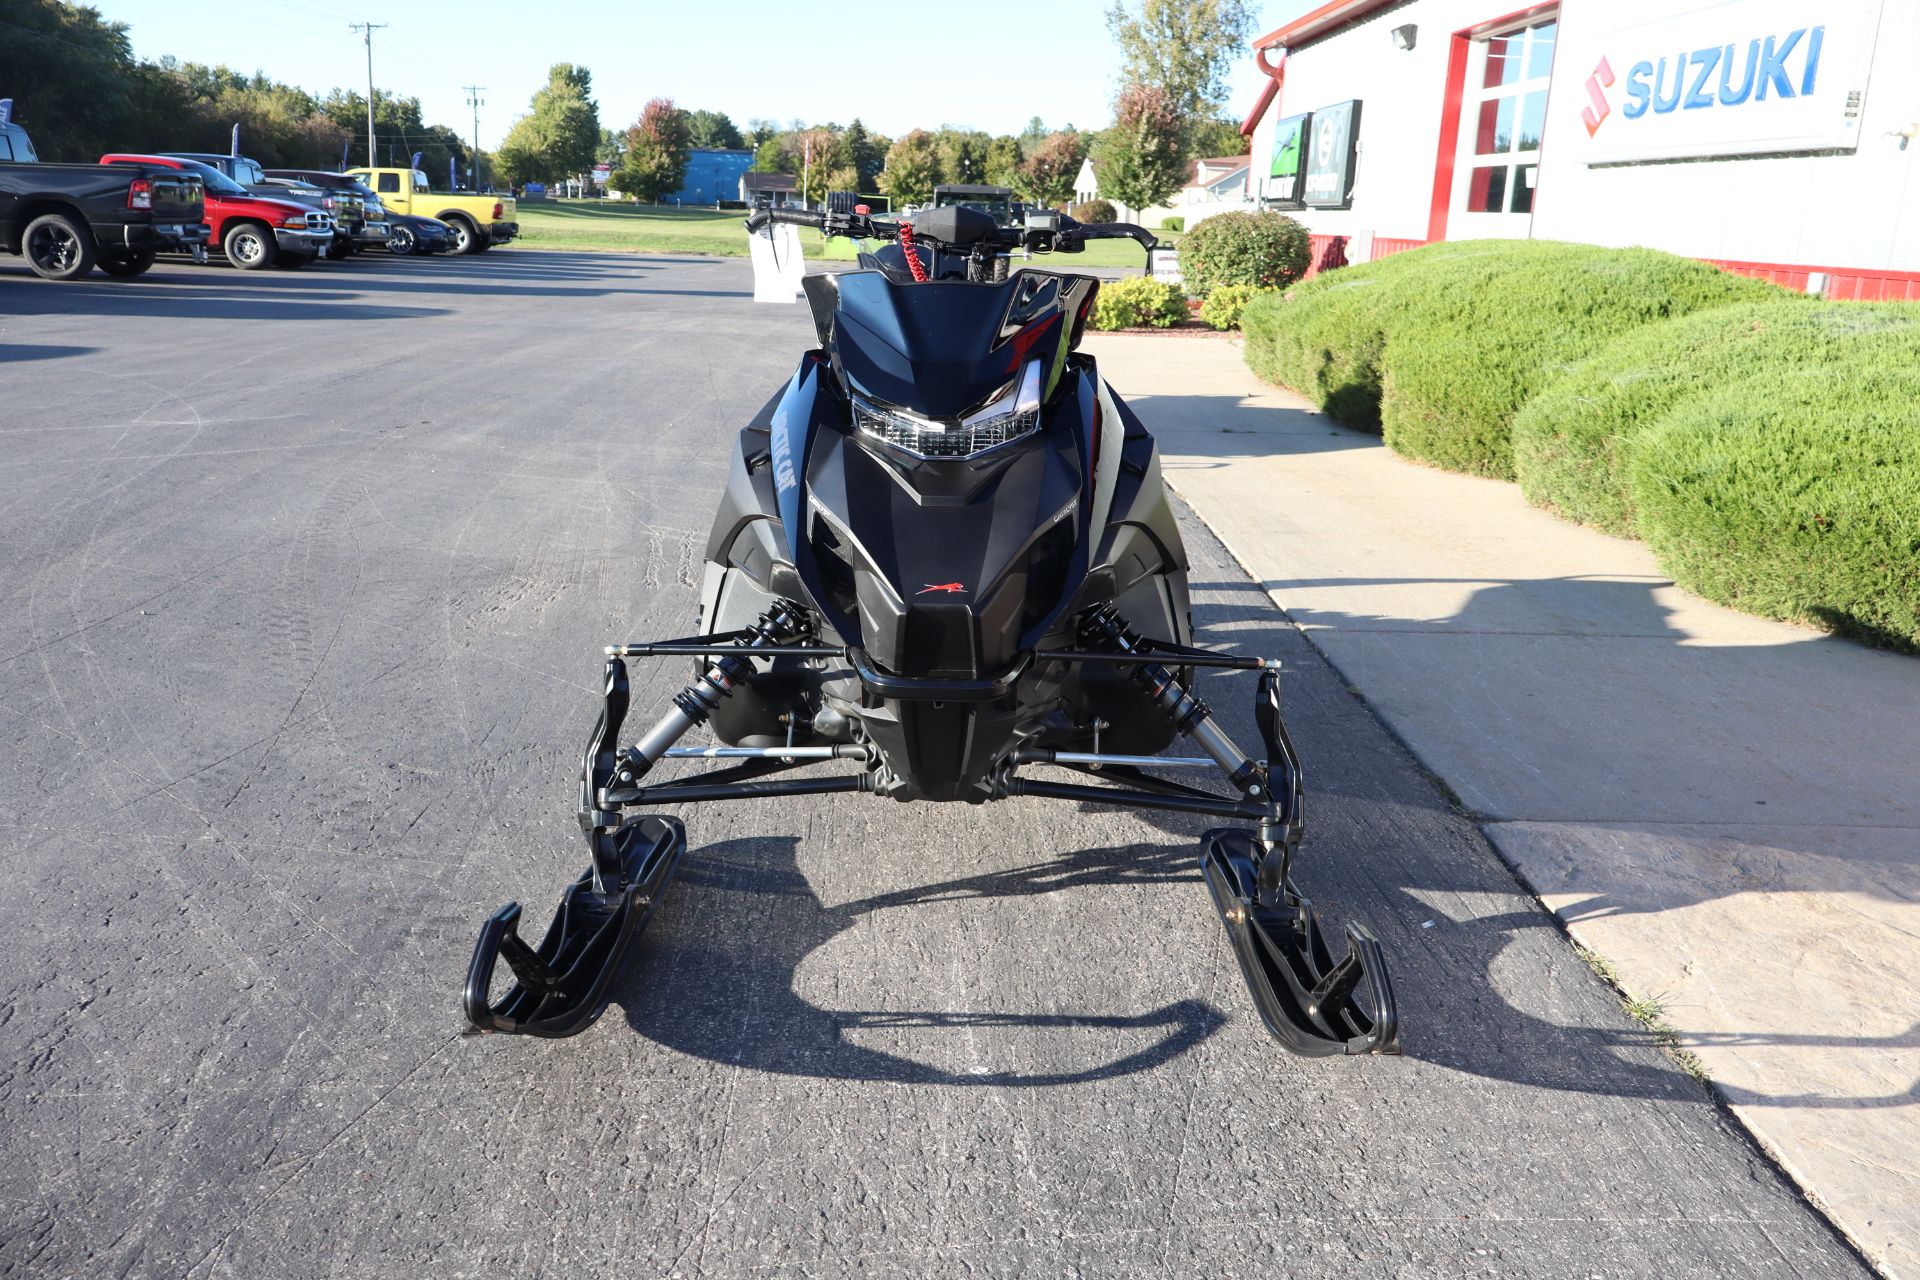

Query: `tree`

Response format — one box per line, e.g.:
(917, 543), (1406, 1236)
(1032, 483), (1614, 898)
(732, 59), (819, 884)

(984, 135), (1023, 190)
(1190, 116), (1250, 159)
(495, 62), (600, 184)
(617, 97), (692, 201)
(933, 129), (990, 186)
(687, 109), (744, 150)
(837, 119), (884, 191)
(750, 134), (789, 172)
(1018, 116), (1049, 155)
(1019, 131), (1083, 209)
(1106, 0), (1257, 123)
(1098, 83), (1185, 212)
(878, 130), (940, 206)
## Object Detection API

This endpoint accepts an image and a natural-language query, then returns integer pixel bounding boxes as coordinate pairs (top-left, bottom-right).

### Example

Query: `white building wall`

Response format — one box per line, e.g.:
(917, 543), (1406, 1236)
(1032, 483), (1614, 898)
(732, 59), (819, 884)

(1248, 0), (1506, 244)
(1247, 0), (1920, 270)
(1532, 2), (1920, 269)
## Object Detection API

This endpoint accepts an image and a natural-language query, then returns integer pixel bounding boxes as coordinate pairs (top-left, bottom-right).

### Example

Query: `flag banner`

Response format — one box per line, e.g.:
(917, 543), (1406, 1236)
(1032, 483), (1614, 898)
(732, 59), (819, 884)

(231, 123), (240, 157)
(339, 138), (350, 170)
(411, 151), (422, 170)
(0, 99), (13, 127)
(449, 156), (456, 190)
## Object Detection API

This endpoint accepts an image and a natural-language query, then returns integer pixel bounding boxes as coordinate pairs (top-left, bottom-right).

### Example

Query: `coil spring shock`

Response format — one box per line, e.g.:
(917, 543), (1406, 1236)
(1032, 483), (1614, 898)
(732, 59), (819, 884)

(619, 600), (812, 780)
(898, 223), (930, 283)
(1078, 604), (1264, 793)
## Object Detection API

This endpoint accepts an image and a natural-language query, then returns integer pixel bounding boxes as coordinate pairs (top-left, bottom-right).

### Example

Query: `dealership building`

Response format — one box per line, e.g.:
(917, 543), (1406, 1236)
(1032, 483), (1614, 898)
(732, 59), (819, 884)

(1241, 0), (1919, 298)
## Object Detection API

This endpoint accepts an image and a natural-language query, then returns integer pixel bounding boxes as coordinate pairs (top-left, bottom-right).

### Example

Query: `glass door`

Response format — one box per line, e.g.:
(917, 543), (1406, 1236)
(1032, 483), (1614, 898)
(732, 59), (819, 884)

(1450, 16), (1556, 238)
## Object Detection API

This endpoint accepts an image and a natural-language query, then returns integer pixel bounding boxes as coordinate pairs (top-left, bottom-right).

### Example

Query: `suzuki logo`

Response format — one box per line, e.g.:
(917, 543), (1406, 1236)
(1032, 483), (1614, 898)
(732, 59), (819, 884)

(917, 582), (967, 595)
(1582, 57), (1616, 136)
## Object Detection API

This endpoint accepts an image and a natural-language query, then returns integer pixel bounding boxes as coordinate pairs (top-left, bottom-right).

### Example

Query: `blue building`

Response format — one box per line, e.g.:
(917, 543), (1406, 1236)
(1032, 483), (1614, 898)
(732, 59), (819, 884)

(669, 149), (754, 205)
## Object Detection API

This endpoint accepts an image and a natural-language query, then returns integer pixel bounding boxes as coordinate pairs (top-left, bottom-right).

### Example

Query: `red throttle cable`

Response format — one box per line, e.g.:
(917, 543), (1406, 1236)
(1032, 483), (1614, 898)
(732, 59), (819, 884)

(898, 223), (930, 283)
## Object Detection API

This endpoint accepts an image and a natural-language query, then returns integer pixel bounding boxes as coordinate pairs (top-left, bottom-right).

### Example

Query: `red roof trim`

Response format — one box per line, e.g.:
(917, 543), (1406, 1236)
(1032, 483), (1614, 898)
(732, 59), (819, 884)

(1241, 77), (1280, 135)
(1255, 0), (1400, 50)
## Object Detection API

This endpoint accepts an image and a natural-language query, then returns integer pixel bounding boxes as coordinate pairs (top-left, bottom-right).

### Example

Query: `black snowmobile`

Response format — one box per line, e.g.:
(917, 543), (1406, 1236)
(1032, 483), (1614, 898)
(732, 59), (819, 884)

(463, 197), (1399, 1056)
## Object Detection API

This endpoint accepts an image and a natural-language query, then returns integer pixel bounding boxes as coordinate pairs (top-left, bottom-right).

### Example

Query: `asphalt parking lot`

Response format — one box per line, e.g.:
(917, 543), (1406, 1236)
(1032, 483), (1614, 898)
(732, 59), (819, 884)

(0, 251), (1871, 1278)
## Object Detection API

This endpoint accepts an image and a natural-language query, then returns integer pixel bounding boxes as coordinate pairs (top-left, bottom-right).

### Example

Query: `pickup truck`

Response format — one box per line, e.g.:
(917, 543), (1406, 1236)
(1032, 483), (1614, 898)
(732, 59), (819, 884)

(345, 167), (517, 255)
(1, 121), (209, 280)
(101, 154), (334, 270)
(264, 169), (394, 253)
(164, 152), (369, 258)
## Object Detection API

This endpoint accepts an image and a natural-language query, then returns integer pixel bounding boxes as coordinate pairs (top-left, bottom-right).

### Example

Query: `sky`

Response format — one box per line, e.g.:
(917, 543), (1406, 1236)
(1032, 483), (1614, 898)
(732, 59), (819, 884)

(94, 0), (1315, 151)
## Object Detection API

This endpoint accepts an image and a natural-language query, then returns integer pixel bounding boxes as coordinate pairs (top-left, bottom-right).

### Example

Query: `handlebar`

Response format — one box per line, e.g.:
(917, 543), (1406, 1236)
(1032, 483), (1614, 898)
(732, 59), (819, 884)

(744, 203), (1159, 258)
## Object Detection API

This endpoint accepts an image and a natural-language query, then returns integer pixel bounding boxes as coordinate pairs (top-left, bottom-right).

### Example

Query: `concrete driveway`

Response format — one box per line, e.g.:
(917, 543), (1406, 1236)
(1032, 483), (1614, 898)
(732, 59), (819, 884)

(0, 252), (1871, 1278)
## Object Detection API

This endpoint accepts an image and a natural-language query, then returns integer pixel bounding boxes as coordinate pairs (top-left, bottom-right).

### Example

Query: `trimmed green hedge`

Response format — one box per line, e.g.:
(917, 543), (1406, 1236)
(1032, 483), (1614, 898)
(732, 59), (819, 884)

(1092, 276), (1188, 330)
(1241, 241), (1782, 476)
(1179, 210), (1311, 299)
(1624, 366), (1920, 653)
(1199, 282), (1274, 331)
(1514, 301), (1920, 535)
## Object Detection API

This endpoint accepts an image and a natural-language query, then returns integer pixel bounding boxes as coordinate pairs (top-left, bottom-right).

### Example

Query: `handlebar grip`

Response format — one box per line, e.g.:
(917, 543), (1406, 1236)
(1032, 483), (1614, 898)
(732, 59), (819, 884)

(744, 210), (770, 232)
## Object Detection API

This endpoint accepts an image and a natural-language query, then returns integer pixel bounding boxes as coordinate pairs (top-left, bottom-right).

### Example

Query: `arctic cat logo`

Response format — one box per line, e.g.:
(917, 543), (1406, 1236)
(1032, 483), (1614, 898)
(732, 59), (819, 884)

(917, 582), (967, 595)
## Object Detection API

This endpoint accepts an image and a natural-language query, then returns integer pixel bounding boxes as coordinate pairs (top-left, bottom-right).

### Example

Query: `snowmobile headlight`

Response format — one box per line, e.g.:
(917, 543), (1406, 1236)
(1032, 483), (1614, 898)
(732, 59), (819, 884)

(854, 360), (1043, 460)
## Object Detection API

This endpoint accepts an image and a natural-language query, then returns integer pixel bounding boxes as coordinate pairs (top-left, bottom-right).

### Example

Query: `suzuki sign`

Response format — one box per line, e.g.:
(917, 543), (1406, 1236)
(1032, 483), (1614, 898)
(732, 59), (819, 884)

(1572, 0), (1882, 164)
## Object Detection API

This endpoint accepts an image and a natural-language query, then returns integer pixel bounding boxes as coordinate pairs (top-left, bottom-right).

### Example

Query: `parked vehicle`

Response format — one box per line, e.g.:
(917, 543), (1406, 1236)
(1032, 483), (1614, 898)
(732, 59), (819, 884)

(382, 211), (453, 256)
(933, 183), (1020, 227)
(100, 154), (333, 270)
(345, 166), (517, 254)
(165, 153), (369, 258)
(1, 121), (208, 280)
(461, 198), (1400, 1060)
(264, 169), (394, 253)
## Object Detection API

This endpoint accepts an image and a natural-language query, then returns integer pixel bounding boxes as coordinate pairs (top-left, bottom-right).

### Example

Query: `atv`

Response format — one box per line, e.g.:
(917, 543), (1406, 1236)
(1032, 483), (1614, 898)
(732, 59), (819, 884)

(463, 197), (1399, 1057)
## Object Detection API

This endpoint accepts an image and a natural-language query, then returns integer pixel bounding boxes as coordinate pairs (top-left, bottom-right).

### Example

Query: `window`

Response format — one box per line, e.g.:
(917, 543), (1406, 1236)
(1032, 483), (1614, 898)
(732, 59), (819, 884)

(0, 136), (12, 162)
(236, 159), (265, 185)
(378, 172), (400, 193)
(1463, 18), (1555, 216)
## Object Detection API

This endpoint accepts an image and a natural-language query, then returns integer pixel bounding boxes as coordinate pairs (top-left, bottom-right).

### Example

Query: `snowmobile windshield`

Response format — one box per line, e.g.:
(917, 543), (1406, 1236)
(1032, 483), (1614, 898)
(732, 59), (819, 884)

(826, 269), (1090, 422)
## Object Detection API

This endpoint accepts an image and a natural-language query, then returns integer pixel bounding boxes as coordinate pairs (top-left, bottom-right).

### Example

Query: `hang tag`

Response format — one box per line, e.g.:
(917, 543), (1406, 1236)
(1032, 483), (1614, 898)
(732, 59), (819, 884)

(749, 222), (807, 304)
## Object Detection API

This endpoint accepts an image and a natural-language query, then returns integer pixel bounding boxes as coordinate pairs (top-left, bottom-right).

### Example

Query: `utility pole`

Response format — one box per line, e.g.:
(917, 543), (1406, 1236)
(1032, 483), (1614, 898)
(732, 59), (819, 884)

(348, 21), (386, 167)
(463, 85), (485, 191)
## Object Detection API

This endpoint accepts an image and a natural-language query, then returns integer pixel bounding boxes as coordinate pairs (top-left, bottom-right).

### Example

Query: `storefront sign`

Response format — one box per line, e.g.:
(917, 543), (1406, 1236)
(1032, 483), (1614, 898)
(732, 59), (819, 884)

(1304, 100), (1362, 209)
(1572, 0), (1881, 163)
(1266, 112), (1310, 208)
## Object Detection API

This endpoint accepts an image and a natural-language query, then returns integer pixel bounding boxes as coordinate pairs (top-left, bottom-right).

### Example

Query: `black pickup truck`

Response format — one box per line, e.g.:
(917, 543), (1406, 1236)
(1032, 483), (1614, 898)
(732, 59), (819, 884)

(0, 122), (210, 280)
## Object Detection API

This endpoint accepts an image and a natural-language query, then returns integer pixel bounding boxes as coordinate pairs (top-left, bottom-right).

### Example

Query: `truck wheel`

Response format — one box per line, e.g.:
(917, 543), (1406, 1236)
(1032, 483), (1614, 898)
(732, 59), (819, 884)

(388, 224), (416, 256)
(23, 213), (98, 281)
(274, 252), (315, 270)
(224, 222), (278, 270)
(97, 249), (158, 278)
(448, 216), (485, 255)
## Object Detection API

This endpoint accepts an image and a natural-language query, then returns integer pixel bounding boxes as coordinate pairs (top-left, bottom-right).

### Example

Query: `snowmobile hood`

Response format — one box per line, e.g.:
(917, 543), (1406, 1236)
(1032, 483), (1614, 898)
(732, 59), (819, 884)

(811, 270), (1095, 420)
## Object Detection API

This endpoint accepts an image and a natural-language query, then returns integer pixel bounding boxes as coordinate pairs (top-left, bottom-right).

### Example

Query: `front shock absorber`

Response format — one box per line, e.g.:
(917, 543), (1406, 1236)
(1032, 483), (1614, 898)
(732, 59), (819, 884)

(619, 600), (812, 781)
(1079, 605), (1267, 797)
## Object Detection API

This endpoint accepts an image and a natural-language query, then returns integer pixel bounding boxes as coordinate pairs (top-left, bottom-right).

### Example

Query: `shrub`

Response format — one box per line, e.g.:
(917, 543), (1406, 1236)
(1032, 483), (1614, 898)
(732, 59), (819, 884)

(1161, 215), (1184, 232)
(1091, 276), (1189, 330)
(1382, 244), (1781, 479)
(1199, 282), (1273, 331)
(1622, 365), (1920, 653)
(1072, 199), (1117, 224)
(1512, 300), (1916, 535)
(1178, 210), (1310, 299)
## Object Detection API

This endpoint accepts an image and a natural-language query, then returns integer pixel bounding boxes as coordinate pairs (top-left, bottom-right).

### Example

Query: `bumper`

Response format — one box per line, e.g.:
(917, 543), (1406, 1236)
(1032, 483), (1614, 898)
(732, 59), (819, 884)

(126, 222), (212, 252)
(488, 221), (519, 244)
(274, 228), (336, 254)
(355, 221), (393, 245)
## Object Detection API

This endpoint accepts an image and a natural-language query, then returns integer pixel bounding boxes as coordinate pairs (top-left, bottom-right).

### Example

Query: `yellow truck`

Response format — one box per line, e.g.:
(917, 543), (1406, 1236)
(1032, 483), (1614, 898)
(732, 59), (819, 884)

(344, 167), (517, 255)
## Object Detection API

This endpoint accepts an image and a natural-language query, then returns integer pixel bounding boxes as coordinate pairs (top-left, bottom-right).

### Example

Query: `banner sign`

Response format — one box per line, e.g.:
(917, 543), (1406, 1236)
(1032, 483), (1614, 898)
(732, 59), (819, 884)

(339, 138), (350, 170)
(1570, 0), (1882, 164)
(1265, 111), (1310, 208)
(0, 99), (12, 127)
(230, 123), (241, 157)
(411, 150), (422, 170)
(1304, 100), (1362, 209)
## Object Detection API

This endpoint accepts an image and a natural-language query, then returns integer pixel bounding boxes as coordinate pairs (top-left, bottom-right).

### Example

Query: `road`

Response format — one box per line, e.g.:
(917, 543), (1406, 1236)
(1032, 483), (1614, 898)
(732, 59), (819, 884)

(0, 252), (1870, 1278)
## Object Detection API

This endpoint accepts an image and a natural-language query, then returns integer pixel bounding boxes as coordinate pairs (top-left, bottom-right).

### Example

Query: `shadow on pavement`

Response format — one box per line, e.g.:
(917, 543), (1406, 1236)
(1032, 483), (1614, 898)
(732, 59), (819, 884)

(617, 835), (1227, 1086)
(0, 342), (97, 363)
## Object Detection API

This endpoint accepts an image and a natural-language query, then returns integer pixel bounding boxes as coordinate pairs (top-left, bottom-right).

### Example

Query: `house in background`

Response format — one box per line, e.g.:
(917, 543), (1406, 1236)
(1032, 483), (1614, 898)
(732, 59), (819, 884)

(1073, 153), (1255, 228)
(740, 171), (799, 207)
(667, 148), (753, 205)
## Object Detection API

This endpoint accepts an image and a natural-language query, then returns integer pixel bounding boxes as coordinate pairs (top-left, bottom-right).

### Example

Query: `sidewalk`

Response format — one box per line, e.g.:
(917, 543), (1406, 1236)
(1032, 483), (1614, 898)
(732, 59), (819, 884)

(1087, 333), (1920, 1278)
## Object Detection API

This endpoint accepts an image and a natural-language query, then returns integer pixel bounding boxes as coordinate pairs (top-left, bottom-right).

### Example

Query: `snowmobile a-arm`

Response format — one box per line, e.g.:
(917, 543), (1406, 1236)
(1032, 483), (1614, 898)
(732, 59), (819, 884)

(463, 601), (1397, 1057)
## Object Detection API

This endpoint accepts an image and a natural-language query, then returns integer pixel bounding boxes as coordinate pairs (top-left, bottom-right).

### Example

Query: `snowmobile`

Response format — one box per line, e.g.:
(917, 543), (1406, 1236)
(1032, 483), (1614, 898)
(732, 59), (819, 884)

(463, 197), (1399, 1056)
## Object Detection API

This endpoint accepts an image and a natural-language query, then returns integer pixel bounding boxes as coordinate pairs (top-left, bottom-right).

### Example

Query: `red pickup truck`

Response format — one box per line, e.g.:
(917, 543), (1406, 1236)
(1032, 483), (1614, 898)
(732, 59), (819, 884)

(101, 153), (335, 270)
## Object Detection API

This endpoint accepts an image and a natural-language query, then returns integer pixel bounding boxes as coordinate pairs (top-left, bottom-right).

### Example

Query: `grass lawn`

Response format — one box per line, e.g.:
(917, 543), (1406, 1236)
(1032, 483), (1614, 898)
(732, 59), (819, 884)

(515, 199), (1171, 270)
